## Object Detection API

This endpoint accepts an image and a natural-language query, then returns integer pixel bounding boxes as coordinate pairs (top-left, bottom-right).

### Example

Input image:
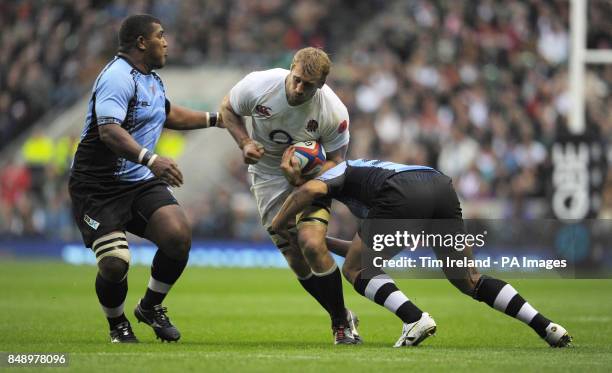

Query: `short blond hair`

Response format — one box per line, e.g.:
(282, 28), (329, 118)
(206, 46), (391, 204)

(290, 47), (331, 82)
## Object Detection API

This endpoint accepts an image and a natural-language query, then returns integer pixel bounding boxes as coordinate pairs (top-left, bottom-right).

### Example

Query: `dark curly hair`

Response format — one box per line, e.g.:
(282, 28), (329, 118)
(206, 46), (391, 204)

(118, 14), (162, 53)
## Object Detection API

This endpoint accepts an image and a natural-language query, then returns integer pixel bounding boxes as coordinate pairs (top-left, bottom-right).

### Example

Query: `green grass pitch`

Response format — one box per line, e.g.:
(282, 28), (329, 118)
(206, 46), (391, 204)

(1, 261), (611, 372)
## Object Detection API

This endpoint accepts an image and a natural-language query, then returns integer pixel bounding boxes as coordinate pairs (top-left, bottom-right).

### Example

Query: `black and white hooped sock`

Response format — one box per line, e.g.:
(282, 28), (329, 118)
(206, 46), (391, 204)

(353, 271), (423, 324)
(473, 276), (551, 337)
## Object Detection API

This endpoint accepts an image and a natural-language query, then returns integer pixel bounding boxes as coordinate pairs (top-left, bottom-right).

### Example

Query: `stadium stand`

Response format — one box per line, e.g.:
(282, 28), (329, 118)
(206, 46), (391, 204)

(0, 0), (610, 240)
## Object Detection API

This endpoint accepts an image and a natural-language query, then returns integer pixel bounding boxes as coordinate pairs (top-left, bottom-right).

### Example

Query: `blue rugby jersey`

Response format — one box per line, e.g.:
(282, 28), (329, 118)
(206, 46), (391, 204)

(315, 159), (438, 218)
(71, 55), (170, 183)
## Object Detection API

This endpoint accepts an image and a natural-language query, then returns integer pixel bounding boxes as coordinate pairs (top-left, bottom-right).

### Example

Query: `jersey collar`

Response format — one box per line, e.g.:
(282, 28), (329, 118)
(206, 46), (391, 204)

(116, 54), (152, 75)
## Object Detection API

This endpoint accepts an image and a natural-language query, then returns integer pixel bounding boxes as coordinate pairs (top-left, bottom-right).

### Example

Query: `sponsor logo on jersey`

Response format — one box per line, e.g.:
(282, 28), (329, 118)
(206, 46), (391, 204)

(255, 105), (272, 117)
(306, 119), (319, 132)
(84, 214), (100, 230)
(97, 116), (122, 125)
(150, 84), (156, 95)
(338, 119), (348, 133)
(269, 129), (293, 144)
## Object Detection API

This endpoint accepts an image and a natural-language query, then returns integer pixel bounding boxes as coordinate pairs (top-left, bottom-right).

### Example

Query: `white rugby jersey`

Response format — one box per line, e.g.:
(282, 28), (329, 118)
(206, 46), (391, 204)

(229, 68), (350, 175)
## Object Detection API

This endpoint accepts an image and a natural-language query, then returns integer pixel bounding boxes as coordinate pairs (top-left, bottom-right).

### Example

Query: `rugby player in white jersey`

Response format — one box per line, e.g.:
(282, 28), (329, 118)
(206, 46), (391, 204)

(220, 47), (359, 344)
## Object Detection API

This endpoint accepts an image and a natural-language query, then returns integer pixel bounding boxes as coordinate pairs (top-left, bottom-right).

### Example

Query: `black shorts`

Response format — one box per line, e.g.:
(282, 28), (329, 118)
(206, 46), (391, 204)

(361, 171), (465, 256)
(68, 177), (178, 248)
(369, 171), (463, 220)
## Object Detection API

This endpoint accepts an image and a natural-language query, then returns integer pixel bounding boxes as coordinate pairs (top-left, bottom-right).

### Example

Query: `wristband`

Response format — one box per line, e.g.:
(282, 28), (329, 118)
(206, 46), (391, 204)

(206, 112), (219, 128)
(141, 150), (153, 166)
(138, 148), (149, 164)
(209, 112), (218, 127)
(147, 154), (158, 168)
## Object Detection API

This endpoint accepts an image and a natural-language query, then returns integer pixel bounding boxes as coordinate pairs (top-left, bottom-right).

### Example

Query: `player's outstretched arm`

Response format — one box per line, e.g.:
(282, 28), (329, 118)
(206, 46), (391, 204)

(271, 179), (328, 233)
(99, 124), (184, 187)
(220, 95), (263, 164)
(164, 104), (220, 130)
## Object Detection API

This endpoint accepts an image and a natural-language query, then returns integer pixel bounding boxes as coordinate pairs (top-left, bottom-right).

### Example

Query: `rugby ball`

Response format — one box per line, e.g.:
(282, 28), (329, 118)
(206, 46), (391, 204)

(293, 141), (326, 176)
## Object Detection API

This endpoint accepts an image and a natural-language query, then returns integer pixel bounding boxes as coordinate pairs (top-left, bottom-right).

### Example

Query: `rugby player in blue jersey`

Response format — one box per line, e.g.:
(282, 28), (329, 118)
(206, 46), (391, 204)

(69, 14), (221, 343)
(272, 157), (572, 348)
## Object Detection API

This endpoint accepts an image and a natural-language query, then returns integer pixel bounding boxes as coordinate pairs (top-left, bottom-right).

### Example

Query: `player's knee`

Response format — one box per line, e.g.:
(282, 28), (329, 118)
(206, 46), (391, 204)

(298, 232), (326, 262)
(447, 272), (482, 297)
(447, 279), (474, 296)
(93, 232), (130, 282)
(98, 256), (129, 283)
(159, 223), (192, 260)
(443, 265), (481, 296)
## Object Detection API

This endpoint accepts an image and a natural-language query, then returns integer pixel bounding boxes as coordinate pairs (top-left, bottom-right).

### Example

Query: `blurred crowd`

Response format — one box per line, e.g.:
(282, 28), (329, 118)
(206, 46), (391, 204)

(328, 0), (611, 205)
(0, 0), (383, 149)
(0, 0), (610, 241)
(0, 0), (384, 240)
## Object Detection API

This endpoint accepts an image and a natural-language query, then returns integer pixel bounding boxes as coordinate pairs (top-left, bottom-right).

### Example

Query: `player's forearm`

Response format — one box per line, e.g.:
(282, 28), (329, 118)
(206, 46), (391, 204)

(319, 145), (347, 174)
(165, 105), (220, 130)
(273, 181), (328, 229)
(320, 160), (339, 174)
(274, 191), (315, 230)
(224, 117), (251, 149)
(220, 95), (252, 149)
(98, 124), (147, 164)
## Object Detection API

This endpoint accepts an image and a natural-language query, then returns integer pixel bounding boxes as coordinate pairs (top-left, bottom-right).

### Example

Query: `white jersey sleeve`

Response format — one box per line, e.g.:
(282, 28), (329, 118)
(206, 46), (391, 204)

(319, 86), (350, 153)
(228, 72), (259, 116)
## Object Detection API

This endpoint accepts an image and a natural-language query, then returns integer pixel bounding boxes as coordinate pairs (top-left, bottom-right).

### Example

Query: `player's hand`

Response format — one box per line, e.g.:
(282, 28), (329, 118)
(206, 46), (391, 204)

(281, 147), (306, 186)
(148, 155), (184, 187)
(242, 139), (264, 164)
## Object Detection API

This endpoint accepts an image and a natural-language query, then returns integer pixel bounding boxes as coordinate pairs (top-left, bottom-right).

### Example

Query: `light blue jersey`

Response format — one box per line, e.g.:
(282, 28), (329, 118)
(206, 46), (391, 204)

(316, 159), (439, 218)
(72, 56), (169, 183)
(346, 159), (434, 173)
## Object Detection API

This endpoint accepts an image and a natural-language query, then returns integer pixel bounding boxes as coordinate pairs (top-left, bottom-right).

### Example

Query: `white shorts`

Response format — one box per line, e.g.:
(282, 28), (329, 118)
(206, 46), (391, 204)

(249, 171), (331, 250)
(249, 171), (293, 229)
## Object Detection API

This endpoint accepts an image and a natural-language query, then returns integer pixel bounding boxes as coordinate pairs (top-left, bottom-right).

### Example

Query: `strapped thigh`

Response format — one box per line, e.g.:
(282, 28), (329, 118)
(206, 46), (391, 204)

(92, 231), (130, 264)
(296, 198), (331, 227)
